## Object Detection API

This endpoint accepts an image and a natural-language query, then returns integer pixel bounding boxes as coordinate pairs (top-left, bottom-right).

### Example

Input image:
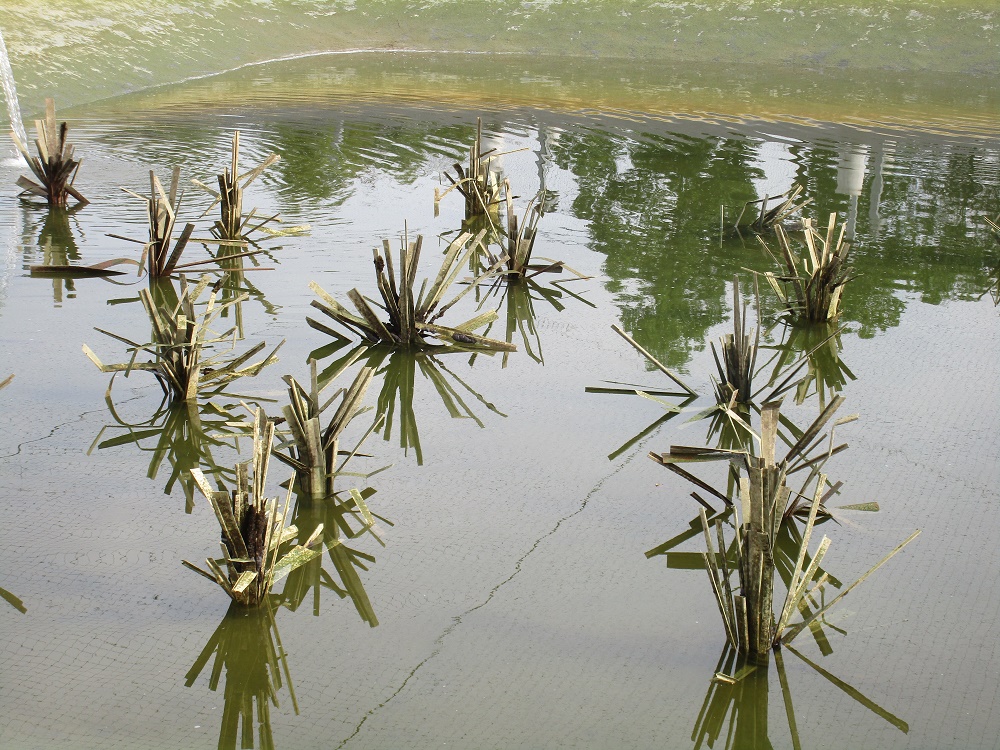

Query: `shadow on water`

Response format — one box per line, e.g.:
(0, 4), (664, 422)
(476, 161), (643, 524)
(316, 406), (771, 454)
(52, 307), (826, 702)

(186, 600), (295, 750)
(692, 644), (908, 750)
(312, 343), (506, 466)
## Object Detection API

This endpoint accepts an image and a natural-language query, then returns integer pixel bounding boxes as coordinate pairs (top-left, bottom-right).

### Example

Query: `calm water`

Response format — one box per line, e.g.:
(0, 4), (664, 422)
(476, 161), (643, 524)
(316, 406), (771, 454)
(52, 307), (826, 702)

(1, 7), (999, 750)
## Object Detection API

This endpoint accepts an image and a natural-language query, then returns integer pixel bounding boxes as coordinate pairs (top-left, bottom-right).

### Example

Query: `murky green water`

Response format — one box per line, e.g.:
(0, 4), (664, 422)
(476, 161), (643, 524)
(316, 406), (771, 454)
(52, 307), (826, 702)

(1, 5), (999, 750)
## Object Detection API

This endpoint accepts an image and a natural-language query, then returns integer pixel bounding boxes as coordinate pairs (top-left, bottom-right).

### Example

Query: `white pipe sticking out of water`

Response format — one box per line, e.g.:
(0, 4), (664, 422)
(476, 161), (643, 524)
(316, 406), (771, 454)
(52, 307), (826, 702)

(0, 26), (28, 149)
(0, 26), (25, 316)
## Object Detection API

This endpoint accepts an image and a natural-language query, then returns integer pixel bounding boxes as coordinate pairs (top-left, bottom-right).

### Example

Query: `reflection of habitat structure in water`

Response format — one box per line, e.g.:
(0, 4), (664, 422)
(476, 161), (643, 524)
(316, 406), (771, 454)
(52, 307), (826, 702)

(278, 486), (385, 626)
(88, 395), (246, 513)
(692, 642), (908, 750)
(730, 184), (811, 235)
(760, 321), (856, 409)
(185, 601), (296, 750)
(470, 258), (594, 367)
(314, 343), (506, 466)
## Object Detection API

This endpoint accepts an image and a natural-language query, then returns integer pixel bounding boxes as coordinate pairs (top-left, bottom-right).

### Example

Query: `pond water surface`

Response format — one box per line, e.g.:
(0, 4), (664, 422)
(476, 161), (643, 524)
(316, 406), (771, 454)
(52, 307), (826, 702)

(0, 7), (999, 750)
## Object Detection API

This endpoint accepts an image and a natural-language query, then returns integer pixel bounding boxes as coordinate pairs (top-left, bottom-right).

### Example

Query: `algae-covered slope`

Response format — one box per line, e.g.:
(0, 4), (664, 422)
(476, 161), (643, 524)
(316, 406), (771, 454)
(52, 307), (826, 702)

(0, 0), (996, 112)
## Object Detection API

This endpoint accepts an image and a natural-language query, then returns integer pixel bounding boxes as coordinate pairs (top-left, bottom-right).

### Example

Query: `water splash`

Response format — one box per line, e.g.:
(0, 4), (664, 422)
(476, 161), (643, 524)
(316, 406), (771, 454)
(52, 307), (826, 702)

(0, 25), (28, 148)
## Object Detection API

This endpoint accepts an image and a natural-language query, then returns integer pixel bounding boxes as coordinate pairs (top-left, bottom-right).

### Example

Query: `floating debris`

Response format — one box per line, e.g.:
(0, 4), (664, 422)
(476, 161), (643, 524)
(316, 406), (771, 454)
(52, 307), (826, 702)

(192, 131), (308, 242)
(10, 98), (88, 207)
(650, 398), (919, 662)
(732, 184), (811, 234)
(183, 408), (325, 606)
(587, 323), (697, 398)
(308, 229), (516, 352)
(755, 213), (854, 323)
(272, 356), (386, 500)
(0, 585), (25, 614)
(83, 274), (282, 401)
(30, 257), (138, 277)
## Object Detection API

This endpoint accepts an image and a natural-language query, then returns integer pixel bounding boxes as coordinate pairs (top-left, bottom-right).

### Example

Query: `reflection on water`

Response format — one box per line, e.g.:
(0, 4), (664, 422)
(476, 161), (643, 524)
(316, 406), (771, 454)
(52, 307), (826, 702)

(211, 243), (283, 336)
(315, 344), (505, 466)
(693, 644), (908, 750)
(761, 323), (856, 410)
(0, 59), (996, 748)
(473, 274), (591, 367)
(185, 601), (295, 750)
(259, 118), (470, 208)
(20, 205), (83, 304)
(89, 395), (244, 513)
(694, 648), (774, 750)
(553, 125), (998, 363)
(57, 96), (998, 375)
(279, 489), (384, 625)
